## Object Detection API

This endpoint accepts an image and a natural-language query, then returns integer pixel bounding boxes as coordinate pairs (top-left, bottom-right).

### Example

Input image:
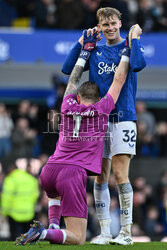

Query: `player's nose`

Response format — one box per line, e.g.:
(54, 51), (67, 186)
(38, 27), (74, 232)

(108, 24), (113, 30)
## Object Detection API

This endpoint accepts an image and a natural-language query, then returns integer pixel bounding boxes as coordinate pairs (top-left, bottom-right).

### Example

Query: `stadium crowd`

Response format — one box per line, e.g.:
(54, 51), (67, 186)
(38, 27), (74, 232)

(0, 0), (167, 32)
(0, 76), (167, 241)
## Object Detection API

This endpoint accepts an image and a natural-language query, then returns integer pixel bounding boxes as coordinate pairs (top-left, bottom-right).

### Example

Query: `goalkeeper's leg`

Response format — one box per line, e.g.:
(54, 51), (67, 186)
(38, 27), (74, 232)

(39, 216), (87, 245)
(48, 197), (61, 229)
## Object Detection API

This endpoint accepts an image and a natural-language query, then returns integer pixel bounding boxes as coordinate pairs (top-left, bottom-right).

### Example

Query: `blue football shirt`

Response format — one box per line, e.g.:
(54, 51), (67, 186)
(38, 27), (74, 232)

(62, 38), (146, 122)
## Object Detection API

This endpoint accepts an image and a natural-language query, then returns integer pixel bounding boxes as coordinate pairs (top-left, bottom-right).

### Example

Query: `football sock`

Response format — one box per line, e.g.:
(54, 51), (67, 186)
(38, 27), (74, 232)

(41, 229), (66, 244)
(117, 182), (133, 235)
(48, 199), (61, 227)
(121, 224), (131, 236)
(94, 182), (111, 235)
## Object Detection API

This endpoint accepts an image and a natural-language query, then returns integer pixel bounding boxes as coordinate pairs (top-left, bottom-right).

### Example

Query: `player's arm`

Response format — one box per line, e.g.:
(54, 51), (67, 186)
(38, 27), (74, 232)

(61, 42), (83, 75)
(107, 55), (129, 104)
(64, 64), (84, 96)
(64, 30), (98, 97)
(130, 24), (146, 72)
(108, 25), (144, 103)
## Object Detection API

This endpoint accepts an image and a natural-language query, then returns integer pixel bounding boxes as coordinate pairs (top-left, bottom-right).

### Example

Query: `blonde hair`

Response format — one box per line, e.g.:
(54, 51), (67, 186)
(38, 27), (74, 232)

(97, 7), (121, 23)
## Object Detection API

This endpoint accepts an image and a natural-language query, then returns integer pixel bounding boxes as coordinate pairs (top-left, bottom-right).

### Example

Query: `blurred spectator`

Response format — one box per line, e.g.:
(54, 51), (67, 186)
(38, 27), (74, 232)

(133, 176), (153, 231)
(133, 176), (154, 204)
(132, 223), (145, 237)
(156, 121), (167, 156)
(28, 104), (42, 157)
(163, 0), (167, 21)
(144, 206), (163, 239)
(81, 0), (101, 29)
(152, 0), (167, 31)
(28, 104), (40, 131)
(46, 73), (67, 111)
(35, 190), (50, 228)
(157, 170), (167, 235)
(55, 82), (67, 112)
(9, 0), (37, 18)
(159, 169), (167, 187)
(38, 153), (49, 167)
(57, 0), (84, 29)
(0, 162), (4, 191)
(12, 99), (30, 123)
(1, 0), (167, 30)
(11, 117), (37, 159)
(133, 190), (147, 230)
(133, 176), (153, 198)
(42, 109), (59, 155)
(0, 103), (13, 158)
(1, 162), (39, 240)
(0, 214), (10, 240)
(34, 0), (58, 29)
(38, 190), (48, 215)
(137, 0), (154, 32)
(136, 101), (159, 157)
(126, 0), (139, 27)
(37, 212), (48, 228)
(0, 0), (17, 26)
(12, 101), (41, 134)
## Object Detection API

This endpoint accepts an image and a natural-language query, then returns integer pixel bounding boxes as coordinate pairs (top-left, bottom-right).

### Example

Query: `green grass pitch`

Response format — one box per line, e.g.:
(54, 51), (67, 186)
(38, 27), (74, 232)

(0, 242), (167, 250)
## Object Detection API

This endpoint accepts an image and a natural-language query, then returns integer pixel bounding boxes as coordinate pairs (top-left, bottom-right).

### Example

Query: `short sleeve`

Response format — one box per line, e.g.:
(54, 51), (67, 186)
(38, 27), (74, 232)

(94, 93), (115, 115)
(61, 94), (78, 114)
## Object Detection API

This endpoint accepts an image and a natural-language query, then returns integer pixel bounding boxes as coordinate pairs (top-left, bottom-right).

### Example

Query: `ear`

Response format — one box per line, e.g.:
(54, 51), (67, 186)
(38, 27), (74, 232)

(119, 20), (122, 29)
(77, 95), (81, 104)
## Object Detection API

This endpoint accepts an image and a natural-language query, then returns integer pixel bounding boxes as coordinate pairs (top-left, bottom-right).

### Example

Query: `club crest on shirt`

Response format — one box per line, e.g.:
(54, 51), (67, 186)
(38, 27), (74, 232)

(118, 49), (124, 57)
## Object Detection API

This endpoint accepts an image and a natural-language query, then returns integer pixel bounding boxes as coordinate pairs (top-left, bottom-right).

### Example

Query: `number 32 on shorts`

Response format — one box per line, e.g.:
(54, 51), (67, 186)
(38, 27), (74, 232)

(122, 129), (136, 145)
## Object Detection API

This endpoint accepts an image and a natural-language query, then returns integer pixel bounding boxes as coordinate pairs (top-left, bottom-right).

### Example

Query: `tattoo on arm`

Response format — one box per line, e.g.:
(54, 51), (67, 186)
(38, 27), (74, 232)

(64, 65), (84, 97)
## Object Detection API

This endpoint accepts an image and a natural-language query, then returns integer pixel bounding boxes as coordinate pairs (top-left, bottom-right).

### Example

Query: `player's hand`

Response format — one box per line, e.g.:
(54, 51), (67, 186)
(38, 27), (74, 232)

(78, 27), (101, 60)
(82, 29), (98, 52)
(78, 26), (102, 46)
(131, 24), (142, 39)
(124, 24), (142, 50)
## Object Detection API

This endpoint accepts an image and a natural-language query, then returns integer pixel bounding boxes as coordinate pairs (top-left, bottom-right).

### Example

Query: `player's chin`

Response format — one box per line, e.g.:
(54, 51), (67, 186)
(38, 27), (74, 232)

(106, 34), (116, 41)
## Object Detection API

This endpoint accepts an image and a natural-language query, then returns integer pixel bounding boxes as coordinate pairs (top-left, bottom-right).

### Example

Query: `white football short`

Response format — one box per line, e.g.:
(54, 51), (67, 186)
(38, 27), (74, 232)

(102, 121), (137, 159)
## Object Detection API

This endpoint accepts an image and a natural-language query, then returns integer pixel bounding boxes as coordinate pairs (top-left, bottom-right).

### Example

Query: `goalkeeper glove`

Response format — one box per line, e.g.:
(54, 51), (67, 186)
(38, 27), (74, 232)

(79, 29), (98, 60)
